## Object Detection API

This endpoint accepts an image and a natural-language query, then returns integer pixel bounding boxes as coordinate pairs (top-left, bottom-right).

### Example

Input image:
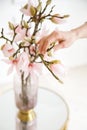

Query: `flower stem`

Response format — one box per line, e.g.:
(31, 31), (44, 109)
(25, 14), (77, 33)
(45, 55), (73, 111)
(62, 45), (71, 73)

(39, 54), (63, 83)
(21, 72), (29, 105)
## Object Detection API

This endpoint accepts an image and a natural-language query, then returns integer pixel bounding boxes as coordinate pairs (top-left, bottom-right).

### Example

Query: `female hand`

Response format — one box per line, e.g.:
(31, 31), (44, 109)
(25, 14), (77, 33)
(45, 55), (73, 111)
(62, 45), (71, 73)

(38, 22), (87, 54)
(38, 30), (76, 54)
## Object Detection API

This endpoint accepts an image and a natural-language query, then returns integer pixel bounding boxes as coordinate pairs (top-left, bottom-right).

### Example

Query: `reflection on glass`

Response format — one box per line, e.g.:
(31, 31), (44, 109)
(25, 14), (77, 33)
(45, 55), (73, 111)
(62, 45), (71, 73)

(16, 113), (37, 130)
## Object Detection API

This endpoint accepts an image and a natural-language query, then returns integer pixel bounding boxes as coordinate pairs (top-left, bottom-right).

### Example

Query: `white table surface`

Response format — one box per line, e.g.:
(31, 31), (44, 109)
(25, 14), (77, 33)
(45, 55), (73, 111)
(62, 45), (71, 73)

(39, 65), (87, 130)
(0, 87), (69, 130)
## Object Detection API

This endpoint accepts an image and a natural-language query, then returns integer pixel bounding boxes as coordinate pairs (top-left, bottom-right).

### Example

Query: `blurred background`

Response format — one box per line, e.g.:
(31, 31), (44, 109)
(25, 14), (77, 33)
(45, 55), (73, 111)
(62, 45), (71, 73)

(0, 0), (87, 130)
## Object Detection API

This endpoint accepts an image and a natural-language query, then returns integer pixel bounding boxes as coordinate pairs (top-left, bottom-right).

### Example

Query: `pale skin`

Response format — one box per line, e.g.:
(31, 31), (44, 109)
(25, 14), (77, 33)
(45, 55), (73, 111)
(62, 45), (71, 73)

(38, 22), (87, 54)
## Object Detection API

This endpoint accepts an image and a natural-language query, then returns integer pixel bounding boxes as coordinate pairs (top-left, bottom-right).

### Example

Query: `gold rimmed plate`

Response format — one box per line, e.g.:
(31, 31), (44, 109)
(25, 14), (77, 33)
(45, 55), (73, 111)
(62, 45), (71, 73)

(0, 87), (69, 130)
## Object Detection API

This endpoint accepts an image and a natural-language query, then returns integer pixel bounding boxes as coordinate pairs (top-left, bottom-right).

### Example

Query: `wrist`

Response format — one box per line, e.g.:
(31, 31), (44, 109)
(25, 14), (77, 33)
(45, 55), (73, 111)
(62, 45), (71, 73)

(70, 29), (79, 41)
(71, 22), (87, 39)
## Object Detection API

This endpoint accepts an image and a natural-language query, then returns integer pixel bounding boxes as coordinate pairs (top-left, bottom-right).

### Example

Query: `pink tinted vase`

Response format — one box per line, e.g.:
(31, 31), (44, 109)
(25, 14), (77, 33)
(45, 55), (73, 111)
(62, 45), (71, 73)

(14, 72), (38, 112)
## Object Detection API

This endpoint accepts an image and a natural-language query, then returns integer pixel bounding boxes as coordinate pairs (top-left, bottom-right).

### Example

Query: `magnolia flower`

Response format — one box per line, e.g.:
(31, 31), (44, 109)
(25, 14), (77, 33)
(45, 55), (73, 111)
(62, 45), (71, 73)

(49, 62), (65, 77)
(29, 63), (42, 74)
(27, 62), (42, 78)
(2, 52), (29, 76)
(14, 25), (26, 42)
(2, 58), (19, 75)
(20, 4), (31, 16)
(1, 43), (15, 57)
(15, 52), (41, 79)
(20, 62), (42, 79)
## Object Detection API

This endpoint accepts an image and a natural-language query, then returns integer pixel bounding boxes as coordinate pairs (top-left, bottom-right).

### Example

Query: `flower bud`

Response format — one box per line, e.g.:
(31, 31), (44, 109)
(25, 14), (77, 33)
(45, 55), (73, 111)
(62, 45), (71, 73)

(37, 2), (42, 12)
(22, 20), (29, 28)
(30, 6), (36, 16)
(50, 60), (61, 64)
(63, 14), (69, 18)
(9, 56), (14, 60)
(50, 17), (64, 24)
(24, 37), (31, 42)
(46, 0), (52, 5)
(23, 4), (28, 9)
(8, 22), (14, 30)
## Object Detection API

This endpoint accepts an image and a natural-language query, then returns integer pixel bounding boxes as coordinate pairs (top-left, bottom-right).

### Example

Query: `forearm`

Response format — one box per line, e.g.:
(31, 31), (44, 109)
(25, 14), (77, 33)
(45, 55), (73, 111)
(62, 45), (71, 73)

(71, 22), (87, 39)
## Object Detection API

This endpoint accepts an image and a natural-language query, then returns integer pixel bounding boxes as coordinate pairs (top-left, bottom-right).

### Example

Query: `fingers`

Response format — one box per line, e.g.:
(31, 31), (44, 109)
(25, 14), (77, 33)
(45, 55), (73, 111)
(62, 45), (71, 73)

(54, 41), (66, 51)
(38, 37), (48, 54)
(40, 32), (59, 53)
(38, 31), (61, 54)
(54, 43), (63, 51)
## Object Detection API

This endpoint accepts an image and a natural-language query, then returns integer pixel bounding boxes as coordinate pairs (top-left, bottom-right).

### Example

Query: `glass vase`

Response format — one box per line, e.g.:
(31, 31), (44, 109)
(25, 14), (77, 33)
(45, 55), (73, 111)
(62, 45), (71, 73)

(14, 72), (38, 112)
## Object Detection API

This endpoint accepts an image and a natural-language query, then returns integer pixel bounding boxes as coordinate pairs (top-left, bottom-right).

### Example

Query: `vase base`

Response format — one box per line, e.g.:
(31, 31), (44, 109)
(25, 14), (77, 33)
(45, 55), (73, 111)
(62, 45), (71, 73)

(17, 109), (36, 122)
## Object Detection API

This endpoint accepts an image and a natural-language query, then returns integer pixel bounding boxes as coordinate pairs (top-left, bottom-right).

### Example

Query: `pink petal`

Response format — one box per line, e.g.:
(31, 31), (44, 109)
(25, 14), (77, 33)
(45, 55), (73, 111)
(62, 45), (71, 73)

(14, 34), (23, 42)
(17, 52), (29, 72)
(20, 4), (31, 16)
(7, 65), (14, 75)
(28, 63), (42, 76)
(50, 63), (65, 77)
(20, 7), (31, 16)
(14, 26), (26, 42)
(2, 59), (11, 64)
(2, 44), (15, 57)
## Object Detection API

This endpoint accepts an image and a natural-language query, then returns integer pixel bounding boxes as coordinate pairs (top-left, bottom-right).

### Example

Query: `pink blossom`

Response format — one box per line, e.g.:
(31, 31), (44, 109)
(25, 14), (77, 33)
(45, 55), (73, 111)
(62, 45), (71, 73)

(49, 62), (65, 77)
(2, 52), (42, 79)
(1, 43), (15, 57)
(20, 0), (38, 16)
(23, 62), (42, 79)
(28, 63), (42, 75)
(17, 52), (29, 73)
(14, 26), (26, 42)
(20, 4), (31, 16)
(3, 52), (30, 76)
(2, 58), (19, 75)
